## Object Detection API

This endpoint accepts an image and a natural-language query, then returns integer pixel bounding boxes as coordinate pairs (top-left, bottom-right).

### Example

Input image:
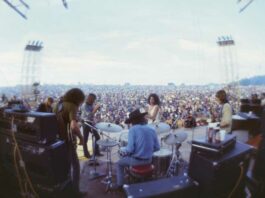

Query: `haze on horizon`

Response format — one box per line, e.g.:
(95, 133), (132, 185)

(0, 0), (265, 87)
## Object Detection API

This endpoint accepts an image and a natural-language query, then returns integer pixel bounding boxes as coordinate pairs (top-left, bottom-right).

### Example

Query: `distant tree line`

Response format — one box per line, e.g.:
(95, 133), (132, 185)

(240, 75), (265, 86)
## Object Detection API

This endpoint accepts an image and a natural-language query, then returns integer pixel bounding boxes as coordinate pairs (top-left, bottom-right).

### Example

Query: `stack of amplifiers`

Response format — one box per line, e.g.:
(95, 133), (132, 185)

(1, 109), (58, 144)
(0, 132), (70, 194)
(123, 175), (199, 198)
(188, 142), (253, 198)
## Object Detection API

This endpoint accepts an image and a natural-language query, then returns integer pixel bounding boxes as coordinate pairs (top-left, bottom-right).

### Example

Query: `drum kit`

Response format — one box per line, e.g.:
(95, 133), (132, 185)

(86, 121), (188, 191)
(147, 122), (188, 178)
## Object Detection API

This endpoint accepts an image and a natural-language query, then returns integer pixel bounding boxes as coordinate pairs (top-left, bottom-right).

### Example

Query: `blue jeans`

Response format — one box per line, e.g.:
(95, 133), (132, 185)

(116, 156), (152, 186)
(82, 123), (100, 156)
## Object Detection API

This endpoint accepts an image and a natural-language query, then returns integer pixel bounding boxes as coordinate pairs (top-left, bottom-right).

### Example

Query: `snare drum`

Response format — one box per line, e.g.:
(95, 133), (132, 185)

(119, 130), (129, 147)
(152, 148), (172, 177)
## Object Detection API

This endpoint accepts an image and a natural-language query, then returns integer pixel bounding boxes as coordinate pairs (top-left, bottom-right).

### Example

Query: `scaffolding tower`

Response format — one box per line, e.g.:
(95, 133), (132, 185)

(20, 41), (43, 101)
(217, 36), (238, 85)
(217, 36), (240, 111)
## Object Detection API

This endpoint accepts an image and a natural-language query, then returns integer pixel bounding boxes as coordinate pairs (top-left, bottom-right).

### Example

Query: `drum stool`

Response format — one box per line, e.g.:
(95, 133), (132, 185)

(128, 164), (154, 183)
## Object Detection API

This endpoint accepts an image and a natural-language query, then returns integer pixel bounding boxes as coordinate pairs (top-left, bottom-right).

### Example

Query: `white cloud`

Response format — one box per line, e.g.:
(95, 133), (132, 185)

(178, 39), (198, 51)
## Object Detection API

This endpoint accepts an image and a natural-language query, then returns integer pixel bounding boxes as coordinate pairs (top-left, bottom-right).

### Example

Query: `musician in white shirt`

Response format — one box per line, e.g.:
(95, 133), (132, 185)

(216, 90), (233, 133)
(146, 93), (161, 123)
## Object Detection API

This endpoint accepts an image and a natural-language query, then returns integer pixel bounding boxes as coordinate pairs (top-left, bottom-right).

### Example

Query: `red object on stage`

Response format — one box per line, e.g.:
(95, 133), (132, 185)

(130, 164), (154, 177)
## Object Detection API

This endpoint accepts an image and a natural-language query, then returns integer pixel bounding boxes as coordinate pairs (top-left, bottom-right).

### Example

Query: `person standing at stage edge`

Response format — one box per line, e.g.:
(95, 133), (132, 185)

(54, 88), (85, 197)
(81, 93), (103, 158)
(146, 93), (161, 123)
(215, 89), (232, 133)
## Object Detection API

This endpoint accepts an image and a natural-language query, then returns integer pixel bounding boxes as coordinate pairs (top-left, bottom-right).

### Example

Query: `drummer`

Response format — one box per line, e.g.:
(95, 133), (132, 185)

(146, 93), (161, 124)
(113, 108), (160, 190)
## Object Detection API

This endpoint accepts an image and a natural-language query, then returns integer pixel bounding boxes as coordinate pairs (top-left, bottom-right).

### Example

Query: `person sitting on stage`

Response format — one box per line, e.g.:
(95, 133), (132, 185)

(36, 97), (54, 113)
(114, 108), (160, 190)
(53, 88), (85, 197)
(81, 93), (102, 158)
(146, 93), (161, 123)
(215, 90), (232, 133)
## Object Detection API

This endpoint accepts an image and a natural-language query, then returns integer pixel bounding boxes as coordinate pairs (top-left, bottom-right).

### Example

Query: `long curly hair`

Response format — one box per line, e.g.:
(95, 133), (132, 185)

(147, 93), (160, 106)
(63, 88), (85, 106)
(215, 89), (228, 104)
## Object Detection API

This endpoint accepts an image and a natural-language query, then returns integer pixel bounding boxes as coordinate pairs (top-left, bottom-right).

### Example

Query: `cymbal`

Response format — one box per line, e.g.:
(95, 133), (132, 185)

(95, 122), (123, 133)
(148, 122), (171, 133)
(119, 130), (129, 141)
(164, 131), (188, 145)
(96, 139), (119, 147)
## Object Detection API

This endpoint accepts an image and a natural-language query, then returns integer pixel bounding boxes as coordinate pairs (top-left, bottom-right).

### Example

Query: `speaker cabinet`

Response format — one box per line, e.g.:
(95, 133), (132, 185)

(188, 142), (253, 198)
(0, 133), (70, 193)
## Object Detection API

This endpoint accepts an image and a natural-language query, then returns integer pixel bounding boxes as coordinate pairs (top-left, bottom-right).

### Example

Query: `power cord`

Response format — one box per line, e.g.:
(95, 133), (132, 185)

(11, 116), (39, 198)
(228, 162), (244, 198)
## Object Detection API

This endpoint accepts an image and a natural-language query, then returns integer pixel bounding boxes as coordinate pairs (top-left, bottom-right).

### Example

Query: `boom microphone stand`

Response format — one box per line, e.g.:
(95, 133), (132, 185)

(84, 121), (105, 180)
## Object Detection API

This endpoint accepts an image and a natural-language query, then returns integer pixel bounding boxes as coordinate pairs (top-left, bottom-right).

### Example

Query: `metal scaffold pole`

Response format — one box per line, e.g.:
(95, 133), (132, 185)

(20, 41), (43, 103)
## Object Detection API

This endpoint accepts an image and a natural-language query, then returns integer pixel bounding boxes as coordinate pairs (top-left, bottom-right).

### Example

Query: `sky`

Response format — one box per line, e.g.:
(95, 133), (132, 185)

(0, 0), (265, 86)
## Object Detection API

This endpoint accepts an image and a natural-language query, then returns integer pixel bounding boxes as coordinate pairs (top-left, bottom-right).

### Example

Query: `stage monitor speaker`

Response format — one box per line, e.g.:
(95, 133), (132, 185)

(188, 142), (253, 198)
(123, 175), (199, 198)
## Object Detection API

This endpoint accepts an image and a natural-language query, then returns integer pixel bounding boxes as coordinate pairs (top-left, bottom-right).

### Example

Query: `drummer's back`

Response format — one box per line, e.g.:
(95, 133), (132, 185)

(129, 124), (159, 157)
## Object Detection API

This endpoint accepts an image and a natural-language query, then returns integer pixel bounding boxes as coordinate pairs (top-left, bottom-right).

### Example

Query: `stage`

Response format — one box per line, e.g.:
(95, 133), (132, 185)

(76, 126), (206, 198)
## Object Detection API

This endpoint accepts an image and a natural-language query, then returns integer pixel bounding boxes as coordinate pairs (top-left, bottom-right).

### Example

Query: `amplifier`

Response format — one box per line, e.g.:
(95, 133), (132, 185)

(191, 134), (236, 158)
(0, 133), (70, 189)
(123, 175), (199, 198)
(232, 112), (261, 136)
(188, 142), (253, 198)
(2, 109), (59, 144)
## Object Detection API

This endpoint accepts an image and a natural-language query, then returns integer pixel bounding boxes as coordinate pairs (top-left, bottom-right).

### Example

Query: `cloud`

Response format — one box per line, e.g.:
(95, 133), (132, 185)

(99, 31), (133, 40)
(178, 39), (198, 51)
(0, 52), (22, 64)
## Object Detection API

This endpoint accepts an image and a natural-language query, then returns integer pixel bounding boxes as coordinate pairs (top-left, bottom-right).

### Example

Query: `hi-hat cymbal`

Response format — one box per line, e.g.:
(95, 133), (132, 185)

(164, 131), (188, 145)
(148, 122), (171, 133)
(95, 122), (123, 133)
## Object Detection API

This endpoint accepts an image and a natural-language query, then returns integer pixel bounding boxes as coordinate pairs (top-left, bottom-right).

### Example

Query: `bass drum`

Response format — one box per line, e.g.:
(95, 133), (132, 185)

(152, 148), (172, 177)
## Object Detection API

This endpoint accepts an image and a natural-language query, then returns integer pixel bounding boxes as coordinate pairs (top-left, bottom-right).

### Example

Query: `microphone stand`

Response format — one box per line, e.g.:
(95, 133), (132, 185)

(83, 121), (105, 180)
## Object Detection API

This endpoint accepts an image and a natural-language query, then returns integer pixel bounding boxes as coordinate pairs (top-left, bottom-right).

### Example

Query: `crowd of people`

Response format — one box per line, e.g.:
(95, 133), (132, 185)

(1, 84), (265, 128)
